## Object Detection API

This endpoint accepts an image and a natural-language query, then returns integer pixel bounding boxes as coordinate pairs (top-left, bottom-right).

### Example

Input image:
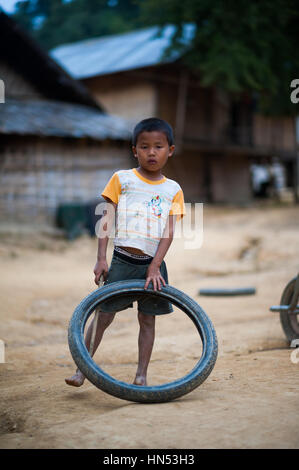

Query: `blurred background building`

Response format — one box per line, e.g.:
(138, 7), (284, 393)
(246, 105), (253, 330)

(50, 25), (299, 204)
(0, 1), (298, 231)
(0, 11), (132, 225)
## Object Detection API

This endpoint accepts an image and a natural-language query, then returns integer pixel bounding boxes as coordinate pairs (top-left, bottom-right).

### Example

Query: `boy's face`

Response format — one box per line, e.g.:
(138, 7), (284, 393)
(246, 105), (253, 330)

(132, 131), (175, 172)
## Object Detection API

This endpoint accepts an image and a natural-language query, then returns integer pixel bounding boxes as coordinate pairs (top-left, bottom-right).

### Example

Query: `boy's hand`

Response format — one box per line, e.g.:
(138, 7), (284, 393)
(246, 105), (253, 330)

(94, 259), (109, 285)
(144, 262), (166, 291)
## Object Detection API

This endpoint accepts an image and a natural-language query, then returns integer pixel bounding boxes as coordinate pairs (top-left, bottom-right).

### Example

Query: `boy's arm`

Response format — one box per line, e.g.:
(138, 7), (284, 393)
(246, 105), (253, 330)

(144, 215), (176, 291)
(94, 197), (117, 285)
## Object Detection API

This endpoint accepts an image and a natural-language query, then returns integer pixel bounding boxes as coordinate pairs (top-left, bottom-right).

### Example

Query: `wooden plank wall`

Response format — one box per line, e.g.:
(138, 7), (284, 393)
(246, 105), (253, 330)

(253, 114), (295, 152)
(84, 74), (157, 125)
(210, 153), (251, 203)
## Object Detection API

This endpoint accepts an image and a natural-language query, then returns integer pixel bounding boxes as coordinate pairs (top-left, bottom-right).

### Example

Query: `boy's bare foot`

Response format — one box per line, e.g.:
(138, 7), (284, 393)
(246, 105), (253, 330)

(65, 371), (85, 387)
(133, 375), (147, 386)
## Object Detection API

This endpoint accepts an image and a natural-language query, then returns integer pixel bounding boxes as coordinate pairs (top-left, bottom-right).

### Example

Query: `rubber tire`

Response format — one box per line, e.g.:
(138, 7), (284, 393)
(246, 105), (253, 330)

(279, 277), (299, 341)
(199, 287), (256, 296)
(68, 279), (218, 403)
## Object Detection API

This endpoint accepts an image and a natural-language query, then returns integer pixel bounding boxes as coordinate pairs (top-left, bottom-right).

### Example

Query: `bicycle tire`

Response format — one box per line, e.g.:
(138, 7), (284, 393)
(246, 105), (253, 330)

(68, 279), (218, 403)
(279, 277), (299, 341)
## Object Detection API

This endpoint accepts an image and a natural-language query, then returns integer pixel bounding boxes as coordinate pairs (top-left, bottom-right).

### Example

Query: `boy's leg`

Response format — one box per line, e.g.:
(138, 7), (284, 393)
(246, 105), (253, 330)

(65, 310), (116, 387)
(133, 311), (155, 386)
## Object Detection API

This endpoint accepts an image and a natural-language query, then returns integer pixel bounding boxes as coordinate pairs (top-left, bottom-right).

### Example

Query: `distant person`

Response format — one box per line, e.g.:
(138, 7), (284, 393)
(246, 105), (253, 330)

(270, 157), (286, 199)
(250, 162), (271, 198)
(65, 118), (186, 387)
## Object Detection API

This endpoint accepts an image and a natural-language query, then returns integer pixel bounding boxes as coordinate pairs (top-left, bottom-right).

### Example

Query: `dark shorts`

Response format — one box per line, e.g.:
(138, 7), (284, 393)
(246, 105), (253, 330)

(99, 249), (174, 316)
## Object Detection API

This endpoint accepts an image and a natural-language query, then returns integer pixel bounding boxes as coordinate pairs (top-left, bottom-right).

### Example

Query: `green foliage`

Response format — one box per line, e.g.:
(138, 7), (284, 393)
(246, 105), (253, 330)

(13, 0), (146, 50)
(12, 0), (299, 115)
(140, 0), (299, 115)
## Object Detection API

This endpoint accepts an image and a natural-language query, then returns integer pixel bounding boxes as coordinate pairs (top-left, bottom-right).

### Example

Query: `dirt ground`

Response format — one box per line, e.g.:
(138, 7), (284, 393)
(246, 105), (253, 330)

(0, 203), (299, 449)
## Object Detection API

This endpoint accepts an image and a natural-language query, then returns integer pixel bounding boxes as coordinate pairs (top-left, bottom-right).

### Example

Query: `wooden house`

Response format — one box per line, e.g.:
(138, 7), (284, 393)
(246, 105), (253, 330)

(52, 25), (297, 203)
(0, 11), (132, 224)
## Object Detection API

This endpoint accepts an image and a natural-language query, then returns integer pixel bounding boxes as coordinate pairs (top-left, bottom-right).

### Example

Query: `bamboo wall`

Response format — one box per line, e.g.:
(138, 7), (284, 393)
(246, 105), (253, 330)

(0, 136), (133, 223)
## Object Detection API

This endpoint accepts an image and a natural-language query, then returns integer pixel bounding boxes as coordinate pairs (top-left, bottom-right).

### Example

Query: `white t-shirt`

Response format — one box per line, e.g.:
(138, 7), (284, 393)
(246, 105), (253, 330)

(101, 168), (186, 257)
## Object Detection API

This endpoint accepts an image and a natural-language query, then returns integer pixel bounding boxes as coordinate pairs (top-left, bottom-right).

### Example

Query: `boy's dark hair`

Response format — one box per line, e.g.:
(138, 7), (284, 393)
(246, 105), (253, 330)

(132, 118), (174, 146)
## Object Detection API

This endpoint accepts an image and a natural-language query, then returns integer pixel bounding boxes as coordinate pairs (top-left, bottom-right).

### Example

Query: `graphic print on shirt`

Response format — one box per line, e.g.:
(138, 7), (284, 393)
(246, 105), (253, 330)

(121, 182), (130, 194)
(144, 195), (164, 218)
(101, 169), (186, 257)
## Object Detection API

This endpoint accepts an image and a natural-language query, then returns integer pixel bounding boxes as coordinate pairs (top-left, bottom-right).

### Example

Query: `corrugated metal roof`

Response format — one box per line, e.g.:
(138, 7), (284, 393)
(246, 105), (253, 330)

(50, 24), (195, 80)
(0, 99), (131, 140)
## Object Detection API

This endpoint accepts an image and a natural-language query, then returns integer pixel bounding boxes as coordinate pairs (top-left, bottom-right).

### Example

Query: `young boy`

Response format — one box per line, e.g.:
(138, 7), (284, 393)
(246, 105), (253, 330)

(65, 117), (186, 387)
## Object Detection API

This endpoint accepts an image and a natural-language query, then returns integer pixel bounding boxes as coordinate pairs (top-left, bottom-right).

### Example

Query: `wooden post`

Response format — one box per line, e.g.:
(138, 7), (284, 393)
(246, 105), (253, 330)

(175, 70), (189, 154)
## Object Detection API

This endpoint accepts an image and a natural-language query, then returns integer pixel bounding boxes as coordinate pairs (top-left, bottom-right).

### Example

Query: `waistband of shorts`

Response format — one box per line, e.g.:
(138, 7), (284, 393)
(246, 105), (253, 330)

(113, 247), (153, 265)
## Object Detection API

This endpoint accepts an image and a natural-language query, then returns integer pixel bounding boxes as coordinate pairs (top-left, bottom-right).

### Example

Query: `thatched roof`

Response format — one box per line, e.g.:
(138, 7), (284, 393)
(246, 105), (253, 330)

(0, 99), (131, 141)
(0, 10), (101, 109)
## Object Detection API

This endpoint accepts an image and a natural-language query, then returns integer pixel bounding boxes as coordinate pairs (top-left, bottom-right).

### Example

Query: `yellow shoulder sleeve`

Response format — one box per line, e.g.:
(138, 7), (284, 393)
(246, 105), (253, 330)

(101, 172), (121, 204)
(169, 189), (186, 221)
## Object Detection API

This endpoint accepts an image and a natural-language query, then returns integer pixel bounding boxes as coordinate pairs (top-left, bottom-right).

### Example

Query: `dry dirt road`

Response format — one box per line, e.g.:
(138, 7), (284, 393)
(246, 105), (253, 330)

(0, 204), (298, 449)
